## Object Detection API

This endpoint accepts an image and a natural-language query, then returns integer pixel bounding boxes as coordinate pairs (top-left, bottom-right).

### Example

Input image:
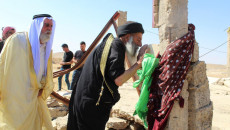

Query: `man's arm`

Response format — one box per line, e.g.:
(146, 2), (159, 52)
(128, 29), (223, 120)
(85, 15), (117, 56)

(114, 54), (144, 86)
(114, 45), (148, 87)
(60, 60), (73, 65)
(73, 57), (79, 64)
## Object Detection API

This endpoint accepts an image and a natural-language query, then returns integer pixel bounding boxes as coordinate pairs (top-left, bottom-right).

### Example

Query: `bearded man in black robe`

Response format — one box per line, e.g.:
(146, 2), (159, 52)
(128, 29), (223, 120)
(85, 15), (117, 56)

(67, 22), (148, 130)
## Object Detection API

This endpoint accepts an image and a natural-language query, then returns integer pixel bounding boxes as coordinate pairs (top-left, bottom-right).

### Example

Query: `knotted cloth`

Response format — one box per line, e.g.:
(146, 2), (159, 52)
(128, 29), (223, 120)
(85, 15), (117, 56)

(147, 24), (196, 130)
(133, 53), (159, 128)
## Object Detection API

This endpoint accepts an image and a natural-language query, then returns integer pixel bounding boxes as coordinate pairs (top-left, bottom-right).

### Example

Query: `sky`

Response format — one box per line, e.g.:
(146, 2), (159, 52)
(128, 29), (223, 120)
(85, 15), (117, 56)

(0, 0), (230, 65)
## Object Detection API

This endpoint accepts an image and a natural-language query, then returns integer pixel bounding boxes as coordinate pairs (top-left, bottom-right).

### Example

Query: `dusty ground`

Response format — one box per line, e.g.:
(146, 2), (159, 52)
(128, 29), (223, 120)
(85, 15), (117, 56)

(52, 53), (230, 129)
(206, 64), (230, 130)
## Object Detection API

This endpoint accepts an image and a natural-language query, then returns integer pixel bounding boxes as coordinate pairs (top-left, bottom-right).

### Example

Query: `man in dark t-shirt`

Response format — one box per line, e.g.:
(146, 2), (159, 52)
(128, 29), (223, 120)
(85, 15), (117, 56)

(58, 44), (73, 90)
(70, 41), (86, 90)
(67, 22), (148, 130)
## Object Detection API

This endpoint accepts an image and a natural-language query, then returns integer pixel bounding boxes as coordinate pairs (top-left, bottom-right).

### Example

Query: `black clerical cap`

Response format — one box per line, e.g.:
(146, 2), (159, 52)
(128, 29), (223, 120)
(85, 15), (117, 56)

(33, 14), (52, 20)
(117, 22), (144, 38)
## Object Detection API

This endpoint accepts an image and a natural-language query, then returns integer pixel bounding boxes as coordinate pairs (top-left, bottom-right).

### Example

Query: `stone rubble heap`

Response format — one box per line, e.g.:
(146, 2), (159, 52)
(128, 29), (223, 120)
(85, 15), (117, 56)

(47, 90), (145, 130)
(47, 91), (71, 130)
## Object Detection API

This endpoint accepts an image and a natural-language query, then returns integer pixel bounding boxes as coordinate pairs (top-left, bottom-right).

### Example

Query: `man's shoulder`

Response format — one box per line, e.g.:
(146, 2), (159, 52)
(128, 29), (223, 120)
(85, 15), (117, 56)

(69, 51), (74, 55)
(11, 32), (27, 39)
(111, 38), (125, 50)
(5, 32), (28, 48)
(9, 32), (27, 43)
(75, 50), (83, 55)
(66, 51), (73, 57)
(75, 50), (82, 54)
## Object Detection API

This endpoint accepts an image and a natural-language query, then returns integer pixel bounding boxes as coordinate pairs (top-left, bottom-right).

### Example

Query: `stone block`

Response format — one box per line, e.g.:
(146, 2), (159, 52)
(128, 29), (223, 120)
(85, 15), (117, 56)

(49, 106), (68, 119)
(106, 117), (129, 129)
(191, 42), (199, 62)
(186, 61), (207, 88)
(110, 109), (144, 126)
(153, 0), (159, 6)
(47, 97), (61, 107)
(188, 80), (210, 110)
(188, 102), (213, 130)
(117, 11), (127, 27)
(52, 119), (57, 130)
(154, 5), (159, 13)
(153, 12), (159, 27)
(111, 109), (134, 121)
(128, 123), (145, 130)
(165, 80), (188, 130)
(52, 115), (68, 130)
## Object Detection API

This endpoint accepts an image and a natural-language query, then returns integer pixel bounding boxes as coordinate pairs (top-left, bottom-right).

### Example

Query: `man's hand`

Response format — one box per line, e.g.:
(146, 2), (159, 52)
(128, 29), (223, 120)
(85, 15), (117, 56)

(137, 44), (149, 67)
(114, 45), (149, 86)
(137, 54), (144, 68)
(137, 44), (149, 61)
(38, 89), (43, 97)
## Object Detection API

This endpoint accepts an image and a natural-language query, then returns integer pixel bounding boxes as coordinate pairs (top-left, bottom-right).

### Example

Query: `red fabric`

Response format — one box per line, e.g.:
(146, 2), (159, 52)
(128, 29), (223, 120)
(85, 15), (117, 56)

(147, 24), (195, 130)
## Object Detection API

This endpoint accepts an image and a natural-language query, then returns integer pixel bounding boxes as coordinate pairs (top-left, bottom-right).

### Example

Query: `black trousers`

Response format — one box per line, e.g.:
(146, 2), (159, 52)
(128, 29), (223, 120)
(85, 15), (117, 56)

(67, 97), (112, 130)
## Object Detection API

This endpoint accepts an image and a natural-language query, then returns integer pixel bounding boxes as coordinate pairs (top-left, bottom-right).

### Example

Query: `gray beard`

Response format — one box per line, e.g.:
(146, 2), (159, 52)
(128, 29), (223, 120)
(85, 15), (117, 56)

(40, 32), (51, 44)
(125, 36), (139, 57)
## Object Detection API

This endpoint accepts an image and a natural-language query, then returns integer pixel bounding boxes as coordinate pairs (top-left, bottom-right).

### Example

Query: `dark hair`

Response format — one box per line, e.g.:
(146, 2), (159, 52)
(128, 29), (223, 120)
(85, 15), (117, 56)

(80, 41), (86, 45)
(61, 43), (68, 48)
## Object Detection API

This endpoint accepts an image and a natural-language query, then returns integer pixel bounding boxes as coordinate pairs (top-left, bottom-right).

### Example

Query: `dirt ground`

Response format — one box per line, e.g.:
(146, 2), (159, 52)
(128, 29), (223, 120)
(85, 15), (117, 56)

(206, 64), (230, 130)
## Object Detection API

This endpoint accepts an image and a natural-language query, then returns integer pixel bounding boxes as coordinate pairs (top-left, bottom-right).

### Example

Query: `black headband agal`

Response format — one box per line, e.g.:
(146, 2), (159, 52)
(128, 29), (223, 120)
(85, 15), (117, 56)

(33, 14), (52, 20)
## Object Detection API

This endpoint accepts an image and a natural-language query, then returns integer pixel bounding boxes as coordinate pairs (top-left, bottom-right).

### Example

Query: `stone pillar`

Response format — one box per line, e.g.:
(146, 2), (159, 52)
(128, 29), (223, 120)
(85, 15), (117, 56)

(153, 0), (213, 130)
(157, 0), (188, 54)
(227, 28), (230, 75)
(156, 1), (189, 129)
(117, 11), (127, 27)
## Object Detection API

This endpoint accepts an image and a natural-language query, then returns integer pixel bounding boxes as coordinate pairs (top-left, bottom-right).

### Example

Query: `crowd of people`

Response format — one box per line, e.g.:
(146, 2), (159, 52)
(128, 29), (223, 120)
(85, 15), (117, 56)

(0, 14), (147, 130)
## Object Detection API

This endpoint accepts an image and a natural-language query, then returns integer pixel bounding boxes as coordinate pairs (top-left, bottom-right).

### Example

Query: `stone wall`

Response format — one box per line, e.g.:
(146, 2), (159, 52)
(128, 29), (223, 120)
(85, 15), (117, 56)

(187, 61), (213, 130)
(154, 0), (213, 130)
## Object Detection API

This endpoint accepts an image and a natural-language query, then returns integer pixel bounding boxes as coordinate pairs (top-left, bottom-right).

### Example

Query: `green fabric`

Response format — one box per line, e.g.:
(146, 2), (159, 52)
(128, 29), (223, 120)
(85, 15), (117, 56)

(133, 53), (159, 128)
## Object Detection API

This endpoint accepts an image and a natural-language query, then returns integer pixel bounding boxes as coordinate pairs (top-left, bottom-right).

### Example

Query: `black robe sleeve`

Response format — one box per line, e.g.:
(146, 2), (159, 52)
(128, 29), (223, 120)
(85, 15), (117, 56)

(107, 39), (126, 81)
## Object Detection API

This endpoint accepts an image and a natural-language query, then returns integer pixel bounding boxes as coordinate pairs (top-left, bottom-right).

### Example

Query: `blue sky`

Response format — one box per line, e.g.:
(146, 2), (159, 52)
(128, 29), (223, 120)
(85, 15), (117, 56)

(0, 0), (229, 65)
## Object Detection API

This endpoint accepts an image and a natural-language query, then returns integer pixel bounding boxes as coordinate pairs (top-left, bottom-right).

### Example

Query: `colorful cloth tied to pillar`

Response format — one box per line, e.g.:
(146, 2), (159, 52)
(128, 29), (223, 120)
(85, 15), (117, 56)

(147, 24), (196, 130)
(133, 53), (159, 128)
